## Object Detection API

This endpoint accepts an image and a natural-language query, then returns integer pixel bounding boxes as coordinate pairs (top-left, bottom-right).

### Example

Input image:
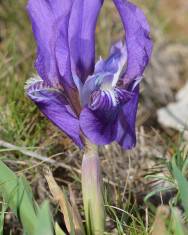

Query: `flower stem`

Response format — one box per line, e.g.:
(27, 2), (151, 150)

(81, 140), (105, 235)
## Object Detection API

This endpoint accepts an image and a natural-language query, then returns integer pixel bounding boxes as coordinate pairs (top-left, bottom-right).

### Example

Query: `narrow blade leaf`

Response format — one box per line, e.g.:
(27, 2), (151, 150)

(172, 160), (188, 217)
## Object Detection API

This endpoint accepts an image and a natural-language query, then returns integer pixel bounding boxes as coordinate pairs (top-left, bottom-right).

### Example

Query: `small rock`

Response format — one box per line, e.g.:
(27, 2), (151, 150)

(157, 81), (188, 135)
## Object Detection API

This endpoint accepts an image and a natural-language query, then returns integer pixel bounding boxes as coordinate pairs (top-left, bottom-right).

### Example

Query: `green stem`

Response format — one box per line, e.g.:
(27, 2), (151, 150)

(81, 140), (105, 235)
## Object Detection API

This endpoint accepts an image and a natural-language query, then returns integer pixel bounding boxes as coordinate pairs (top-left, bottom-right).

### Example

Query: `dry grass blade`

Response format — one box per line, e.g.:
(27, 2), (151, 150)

(69, 185), (85, 235)
(0, 139), (117, 187)
(150, 206), (170, 235)
(0, 140), (55, 164)
(44, 167), (85, 235)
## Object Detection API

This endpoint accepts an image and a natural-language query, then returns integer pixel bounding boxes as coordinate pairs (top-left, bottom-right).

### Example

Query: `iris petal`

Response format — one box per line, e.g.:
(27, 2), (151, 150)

(68, 0), (104, 82)
(80, 72), (113, 106)
(89, 88), (133, 111)
(113, 0), (153, 81)
(116, 85), (139, 149)
(80, 107), (118, 145)
(25, 77), (83, 147)
(27, 0), (74, 87)
(81, 42), (127, 106)
(80, 86), (133, 146)
(95, 41), (127, 76)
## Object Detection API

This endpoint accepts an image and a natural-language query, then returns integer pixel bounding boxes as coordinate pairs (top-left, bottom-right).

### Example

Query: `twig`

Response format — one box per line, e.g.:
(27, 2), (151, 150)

(0, 140), (118, 187)
(0, 140), (55, 163)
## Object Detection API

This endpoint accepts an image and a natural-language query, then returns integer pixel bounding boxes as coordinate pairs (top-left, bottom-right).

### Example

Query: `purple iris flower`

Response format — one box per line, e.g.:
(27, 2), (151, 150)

(26, 0), (152, 149)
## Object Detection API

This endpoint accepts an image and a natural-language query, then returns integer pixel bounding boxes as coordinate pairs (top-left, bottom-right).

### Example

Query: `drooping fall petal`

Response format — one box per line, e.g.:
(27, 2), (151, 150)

(26, 78), (83, 147)
(80, 107), (118, 145)
(116, 85), (139, 149)
(80, 86), (133, 146)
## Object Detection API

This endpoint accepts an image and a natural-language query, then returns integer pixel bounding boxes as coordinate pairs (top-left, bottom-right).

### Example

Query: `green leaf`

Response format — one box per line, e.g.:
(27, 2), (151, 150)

(0, 160), (37, 234)
(55, 223), (66, 235)
(34, 201), (53, 235)
(170, 207), (185, 235)
(172, 159), (188, 217)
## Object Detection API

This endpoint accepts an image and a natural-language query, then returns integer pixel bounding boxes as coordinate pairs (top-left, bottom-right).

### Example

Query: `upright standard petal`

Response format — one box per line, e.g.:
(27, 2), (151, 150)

(27, 0), (74, 87)
(116, 85), (139, 149)
(94, 41), (127, 77)
(68, 0), (104, 82)
(113, 0), (153, 81)
(80, 42), (127, 106)
(25, 78), (83, 147)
